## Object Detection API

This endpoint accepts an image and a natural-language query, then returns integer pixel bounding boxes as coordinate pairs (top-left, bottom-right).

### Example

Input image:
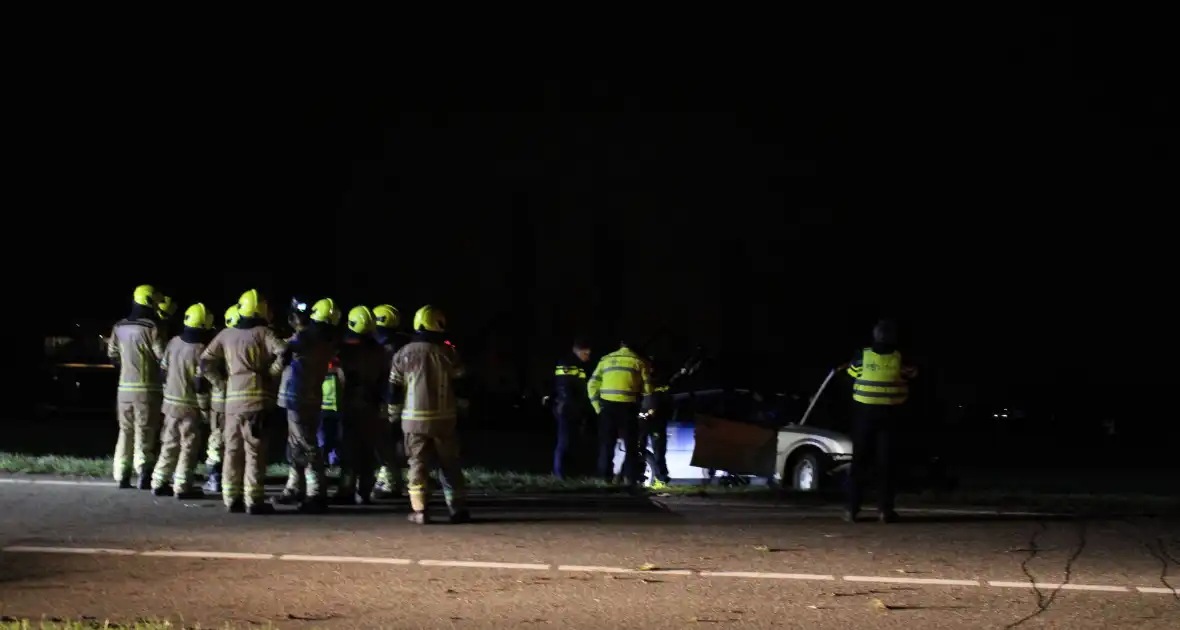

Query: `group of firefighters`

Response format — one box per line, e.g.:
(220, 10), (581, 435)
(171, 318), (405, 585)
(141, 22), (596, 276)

(106, 285), (468, 524)
(107, 283), (917, 525)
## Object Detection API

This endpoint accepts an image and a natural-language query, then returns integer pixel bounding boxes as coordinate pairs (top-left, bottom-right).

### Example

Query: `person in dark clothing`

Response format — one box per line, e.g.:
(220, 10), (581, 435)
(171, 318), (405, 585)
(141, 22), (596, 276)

(839, 319), (918, 523)
(551, 338), (593, 479)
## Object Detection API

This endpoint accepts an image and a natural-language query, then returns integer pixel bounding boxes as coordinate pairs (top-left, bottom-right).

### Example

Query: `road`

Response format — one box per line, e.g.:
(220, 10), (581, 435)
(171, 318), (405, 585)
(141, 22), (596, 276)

(0, 477), (1177, 629)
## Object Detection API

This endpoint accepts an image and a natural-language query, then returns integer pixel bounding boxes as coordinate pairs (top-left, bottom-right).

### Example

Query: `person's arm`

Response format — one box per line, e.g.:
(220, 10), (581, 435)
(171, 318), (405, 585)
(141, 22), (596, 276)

(150, 327), (166, 366)
(160, 340), (171, 373)
(387, 352), (406, 421)
(845, 351), (863, 379)
(639, 358), (656, 412)
(199, 333), (226, 390)
(105, 326), (120, 364)
(264, 328), (288, 377)
(586, 360), (603, 415)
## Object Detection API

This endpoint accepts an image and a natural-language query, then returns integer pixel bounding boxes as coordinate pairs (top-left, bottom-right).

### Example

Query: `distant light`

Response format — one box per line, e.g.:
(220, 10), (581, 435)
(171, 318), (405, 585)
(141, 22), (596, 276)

(1001, 414), (1008, 418)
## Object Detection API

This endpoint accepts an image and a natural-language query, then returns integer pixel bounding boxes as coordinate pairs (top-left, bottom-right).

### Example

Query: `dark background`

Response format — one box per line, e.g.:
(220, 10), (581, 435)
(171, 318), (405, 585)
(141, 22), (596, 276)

(7, 9), (1177, 475)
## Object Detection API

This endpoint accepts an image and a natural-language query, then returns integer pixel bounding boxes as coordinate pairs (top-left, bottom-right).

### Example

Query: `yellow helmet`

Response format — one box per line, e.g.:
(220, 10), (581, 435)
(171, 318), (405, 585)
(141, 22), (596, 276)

(224, 305), (240, 329)
(157, 295), (177, 319)
(183, 303), (212, 329)
(238, 289), (262, 318)
(348, 306), (376, 335)
(413, 305), (446, 333)
(310, 298), (340, 325)
(133, 285), (159, 308)
(372, 304), (400, 329)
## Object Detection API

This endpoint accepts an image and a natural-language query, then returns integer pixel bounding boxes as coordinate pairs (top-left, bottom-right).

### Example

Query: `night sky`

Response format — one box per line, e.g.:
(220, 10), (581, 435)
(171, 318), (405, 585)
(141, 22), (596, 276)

(21, 10), (1175, 414)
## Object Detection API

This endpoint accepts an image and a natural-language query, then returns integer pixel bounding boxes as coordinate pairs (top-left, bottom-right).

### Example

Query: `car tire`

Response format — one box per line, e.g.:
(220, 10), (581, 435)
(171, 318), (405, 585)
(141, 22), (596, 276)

(788, 451), (824, 492)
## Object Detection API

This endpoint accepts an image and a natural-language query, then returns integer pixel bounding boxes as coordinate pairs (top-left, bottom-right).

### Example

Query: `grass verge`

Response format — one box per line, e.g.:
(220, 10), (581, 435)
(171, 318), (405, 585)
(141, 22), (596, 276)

(2, 452), (1177, 512)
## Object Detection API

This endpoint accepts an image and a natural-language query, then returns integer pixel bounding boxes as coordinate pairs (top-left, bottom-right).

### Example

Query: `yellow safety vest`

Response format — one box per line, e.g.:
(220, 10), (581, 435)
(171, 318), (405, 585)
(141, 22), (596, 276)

(587, 347), (653, 411)
(849, 348), (909, 405)
(321, 374), (338, 412)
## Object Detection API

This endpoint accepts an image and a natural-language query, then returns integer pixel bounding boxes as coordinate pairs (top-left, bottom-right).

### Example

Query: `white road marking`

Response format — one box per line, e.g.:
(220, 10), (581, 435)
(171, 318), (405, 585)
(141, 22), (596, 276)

(1137, 586), (1180, 595)
(140, 550), (275, 560)
(844, 575), (980, 587)
(2, 545), (136, 555)
(418, 559), (550, 570)
(557, 565), (638, 573)
(988, 581), (1131, 593)
(0, 545), (1175, 596)
(701, 571), (836, 581)
(281, 554), (413, 565)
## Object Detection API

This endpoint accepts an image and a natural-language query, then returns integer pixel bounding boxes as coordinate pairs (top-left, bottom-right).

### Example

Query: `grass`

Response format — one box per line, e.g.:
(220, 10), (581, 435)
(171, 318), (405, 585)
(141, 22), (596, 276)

(1, 452), (1177, 512)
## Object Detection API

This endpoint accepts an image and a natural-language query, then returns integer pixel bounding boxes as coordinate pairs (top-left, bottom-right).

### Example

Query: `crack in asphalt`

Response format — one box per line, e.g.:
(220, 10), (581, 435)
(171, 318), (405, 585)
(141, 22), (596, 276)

(1122, 516), (1180, 603)
(1004, 519), (1088, 629)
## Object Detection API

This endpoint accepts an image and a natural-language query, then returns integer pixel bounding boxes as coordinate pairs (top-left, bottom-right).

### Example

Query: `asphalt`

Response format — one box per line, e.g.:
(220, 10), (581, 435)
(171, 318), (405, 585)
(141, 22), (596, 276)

(1, 478), (1178, 629)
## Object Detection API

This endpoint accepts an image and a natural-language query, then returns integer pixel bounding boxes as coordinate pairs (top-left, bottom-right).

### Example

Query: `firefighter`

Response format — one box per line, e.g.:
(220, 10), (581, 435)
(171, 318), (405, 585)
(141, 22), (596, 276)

(106, 285), (167, 489)
(151, 303), (214, 499)
(335, 306), (388, 504)
(588, 339), (655, 491)
(202, 304), (238, 494)
(551, 338), (593, 479)
(199, 289), (287, 514)
(156, 295), (178, 340)
(841, 319), (918, 524)
(389, 305), (470, 524)
(372, 304), (410, 498)
(274, 297), (340, 513)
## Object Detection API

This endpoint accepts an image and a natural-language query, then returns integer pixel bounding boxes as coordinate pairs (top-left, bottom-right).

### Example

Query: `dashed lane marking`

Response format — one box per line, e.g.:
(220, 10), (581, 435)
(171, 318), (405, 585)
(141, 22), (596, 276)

(281, 555), (413, 565)
(700, 571), (836, 581)
(989, 581), (1131, 593)
(844, 575), (981, 587)
(2, 545), (1173, 596)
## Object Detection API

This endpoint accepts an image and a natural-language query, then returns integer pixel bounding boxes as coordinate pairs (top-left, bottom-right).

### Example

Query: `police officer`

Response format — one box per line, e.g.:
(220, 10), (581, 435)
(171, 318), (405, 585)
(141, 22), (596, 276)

(389, 305), (470, 524)
(199, 289), (287, 514)
(842, 319), (918, 523)
(551, 338), (592, 479)
(275, 298), (340, 513)
(202, 305), (238, 494)
(106, 285), (167, 490)
(588, 339), (655, 491)
(151, 303), (214, 499)
(372, 304), (410, 498)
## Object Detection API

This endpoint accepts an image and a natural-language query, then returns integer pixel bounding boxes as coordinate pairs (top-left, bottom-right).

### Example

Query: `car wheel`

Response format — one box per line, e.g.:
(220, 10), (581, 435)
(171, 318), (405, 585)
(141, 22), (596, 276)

(790, 451), (823, 492)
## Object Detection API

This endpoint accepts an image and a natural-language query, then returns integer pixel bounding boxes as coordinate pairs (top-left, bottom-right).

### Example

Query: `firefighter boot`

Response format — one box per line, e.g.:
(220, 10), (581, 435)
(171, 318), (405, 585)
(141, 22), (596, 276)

(273, 466), (306, 505)
(152, 484), (174, 498)
(137, 469), (153, 490)
(117, 473), (133, 490)
(407, 511), (429, 525)
(247, 502), (276, 515)
(175, 487), (206, 500)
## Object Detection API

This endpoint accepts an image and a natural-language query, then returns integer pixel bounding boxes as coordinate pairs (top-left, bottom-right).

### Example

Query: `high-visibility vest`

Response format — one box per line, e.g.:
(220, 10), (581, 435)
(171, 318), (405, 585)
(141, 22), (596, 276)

(321, 373), (338, 412)
(850, 348), (909, 405)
